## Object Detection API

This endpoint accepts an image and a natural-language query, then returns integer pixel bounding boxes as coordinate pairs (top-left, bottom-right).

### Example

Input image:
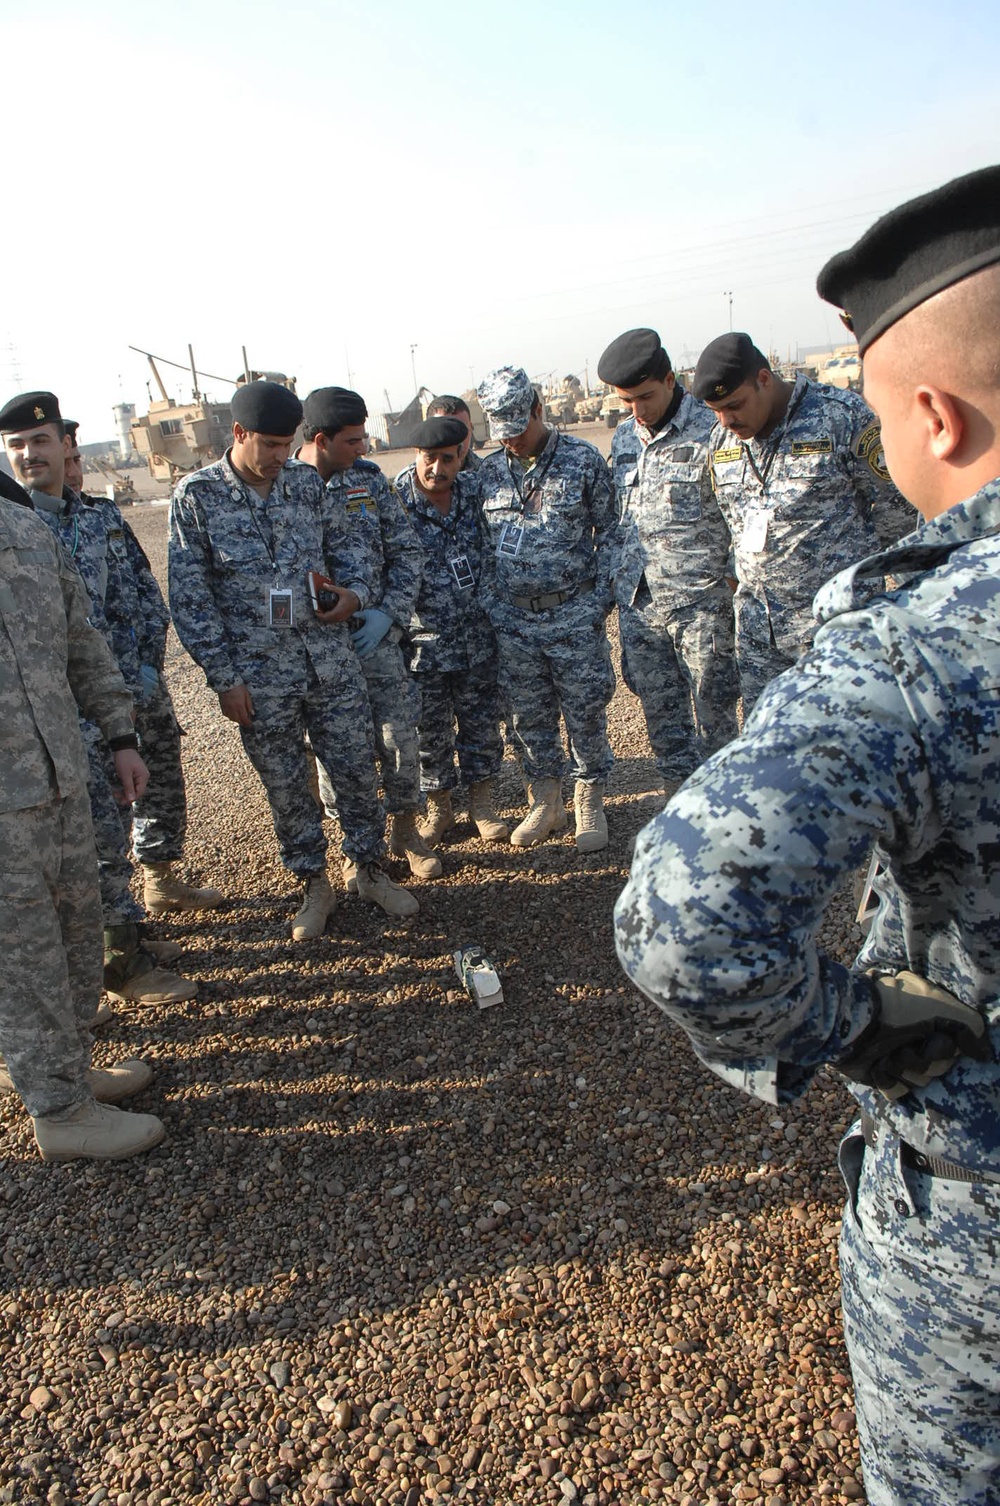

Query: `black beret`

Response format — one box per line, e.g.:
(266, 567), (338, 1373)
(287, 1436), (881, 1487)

(597, 328), (671, 388)
(302, 386), (368, 435)
(411, 416), (469, 451)
(0, 469), (33, 508)
(64, 419), (79, 442)
(692, 333), (769, 402)
(0, 390), (63, 433)
(231, 380), (302, 436)
(817, 163), (1000, 354)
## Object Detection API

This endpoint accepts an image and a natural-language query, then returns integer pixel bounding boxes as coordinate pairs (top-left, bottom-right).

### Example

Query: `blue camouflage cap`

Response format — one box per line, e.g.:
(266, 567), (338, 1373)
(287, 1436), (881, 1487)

(477, 366), (536, 439)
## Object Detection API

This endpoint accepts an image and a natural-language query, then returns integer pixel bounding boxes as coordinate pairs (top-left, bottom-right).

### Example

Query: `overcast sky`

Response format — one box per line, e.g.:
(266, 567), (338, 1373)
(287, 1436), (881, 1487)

(2, 0), (997, 440)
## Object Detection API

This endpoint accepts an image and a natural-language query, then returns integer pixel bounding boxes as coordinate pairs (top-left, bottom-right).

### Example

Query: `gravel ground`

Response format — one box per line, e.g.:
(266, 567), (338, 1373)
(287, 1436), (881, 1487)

(0, 500), (870, 1506)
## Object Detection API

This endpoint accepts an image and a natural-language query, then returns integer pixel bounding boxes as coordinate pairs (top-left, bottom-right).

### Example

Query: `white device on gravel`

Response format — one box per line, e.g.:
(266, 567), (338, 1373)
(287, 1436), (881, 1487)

(453, 946), (503, 1009)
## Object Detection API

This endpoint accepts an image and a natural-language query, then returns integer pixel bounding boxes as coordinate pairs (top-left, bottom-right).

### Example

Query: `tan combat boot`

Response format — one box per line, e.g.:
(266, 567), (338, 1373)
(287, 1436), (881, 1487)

(389, 811), (443, 879)
(574, 779), (609, 854)
(468, 780), (510, 842)
(1, 1058), (153, 1103)
(142, 862), (224, 915)
(355, 862), (420, 918)
(138, 925), (183, 965)
(420, 789), (456, 846)
(510, 778), (567, 848)
(291, 874), (335, 941)
(342, 857), (359, 895)
(33, 1101), (166, 1163)
(103, 924), (198, 1005)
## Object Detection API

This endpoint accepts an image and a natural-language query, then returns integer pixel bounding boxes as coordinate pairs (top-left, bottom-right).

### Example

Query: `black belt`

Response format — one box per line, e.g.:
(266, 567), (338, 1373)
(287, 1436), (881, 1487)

(510, 579), (595, 613)
(861, 1110), (998, 1184)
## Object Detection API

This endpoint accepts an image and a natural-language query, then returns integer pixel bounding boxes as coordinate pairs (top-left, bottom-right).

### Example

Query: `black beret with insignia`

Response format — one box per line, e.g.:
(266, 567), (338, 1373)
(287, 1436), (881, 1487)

(692, 334), (769, 403)
(411, 416), (469, 451)
(817, 163), (1000, 354)
(597, 328), (671, 388)
(302, 387), (368, 437)
(0, 390), (64, 434)
(232, 380), (303, 437)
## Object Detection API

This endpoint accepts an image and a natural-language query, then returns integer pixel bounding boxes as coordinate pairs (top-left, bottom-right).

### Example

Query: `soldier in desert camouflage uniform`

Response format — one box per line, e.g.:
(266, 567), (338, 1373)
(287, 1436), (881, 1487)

(598, 327), (737, 790)
(0, 491), (164, 1161)
(394, 416), (507, 843)
(168, 381), (417, 938)
(476, 367), (616, 853)
(297, 388), (438, 884)
(616, 165), (1000, 1506)
(0, 394), (199, 1008)
(694, 332), (907, 712)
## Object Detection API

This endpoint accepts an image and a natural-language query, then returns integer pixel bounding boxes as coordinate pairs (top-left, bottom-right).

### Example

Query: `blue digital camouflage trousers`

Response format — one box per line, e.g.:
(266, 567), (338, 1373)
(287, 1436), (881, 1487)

(133, 678), (187, 863)
(84, 724), (144, 926)
(838, 1122), (1000, 1505)
(0, 792), (97, 1118)
(318, 631), (421, 818)
(243, 668), (385, 875)
(619, 586), (739, 785)
(416, 662), (504, 792)
(734, 590), (807, 716)
(491, 600), (615, 783)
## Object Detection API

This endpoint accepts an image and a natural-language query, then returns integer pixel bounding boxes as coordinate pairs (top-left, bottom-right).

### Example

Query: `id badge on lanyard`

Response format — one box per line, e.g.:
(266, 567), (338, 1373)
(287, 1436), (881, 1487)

(449, 554), (475, 589)
(498, 522), (524, 559)
(268, 586), (294, 626)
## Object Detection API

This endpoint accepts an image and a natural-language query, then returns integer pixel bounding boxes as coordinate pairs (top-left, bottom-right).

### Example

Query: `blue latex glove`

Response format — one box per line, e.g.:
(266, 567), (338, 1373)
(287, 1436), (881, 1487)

(352, 608), (393, 660)
(139, 664), (160, 701)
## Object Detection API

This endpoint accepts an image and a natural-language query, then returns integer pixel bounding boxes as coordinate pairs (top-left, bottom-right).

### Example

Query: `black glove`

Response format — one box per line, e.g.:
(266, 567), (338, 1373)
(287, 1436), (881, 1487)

(835, 970), (993, 1101)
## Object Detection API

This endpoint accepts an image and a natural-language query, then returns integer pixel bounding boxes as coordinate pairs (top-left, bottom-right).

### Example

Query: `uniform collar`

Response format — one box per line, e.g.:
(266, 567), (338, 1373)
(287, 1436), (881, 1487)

(636, 387), (695, 448)
(814, 475), (1000, 622)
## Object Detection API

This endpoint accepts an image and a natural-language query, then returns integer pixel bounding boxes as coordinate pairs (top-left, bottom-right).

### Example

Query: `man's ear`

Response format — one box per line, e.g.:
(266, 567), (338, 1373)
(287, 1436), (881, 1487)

(915, 385), (963, 463)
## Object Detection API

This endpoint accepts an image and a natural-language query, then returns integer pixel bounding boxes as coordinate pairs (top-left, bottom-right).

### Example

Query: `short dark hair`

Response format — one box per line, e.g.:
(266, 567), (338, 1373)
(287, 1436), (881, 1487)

(427, 394), (471, 420)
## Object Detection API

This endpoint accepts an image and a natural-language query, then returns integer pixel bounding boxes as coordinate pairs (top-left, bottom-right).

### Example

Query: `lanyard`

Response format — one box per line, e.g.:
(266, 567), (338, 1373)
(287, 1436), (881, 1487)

(234, 471), (293, 569)
(743, 382), (808, 492)
(505, 432), (560, 512)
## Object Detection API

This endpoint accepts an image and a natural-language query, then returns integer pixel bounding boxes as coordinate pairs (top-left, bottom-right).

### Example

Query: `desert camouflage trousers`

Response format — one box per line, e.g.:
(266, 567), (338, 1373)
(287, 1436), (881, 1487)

(839, 1121), (1000, 1505)
(0, 791), (98, 1118)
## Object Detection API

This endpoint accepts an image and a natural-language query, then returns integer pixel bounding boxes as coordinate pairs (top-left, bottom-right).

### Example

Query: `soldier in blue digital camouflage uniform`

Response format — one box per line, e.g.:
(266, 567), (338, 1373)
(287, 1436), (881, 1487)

(694, 330), (909, 714)
(0, 394), (198, 1008)
(394, 416), (507, 843)
(425, 394), (482, 474)
(615, 164), (1000, 1506)
(598, 328), (738, 791)
(476, 367), (617, 853)
(297, 388), (439, 885)
(168, 381), (417, 936)
(65, 421), (224, 924)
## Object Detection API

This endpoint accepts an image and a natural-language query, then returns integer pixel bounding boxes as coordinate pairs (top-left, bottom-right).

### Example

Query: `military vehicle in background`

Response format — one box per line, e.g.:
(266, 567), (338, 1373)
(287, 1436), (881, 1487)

(128, 346), (296, 486)
(544, 374), (585, 426)
(817, 345), (861, 391)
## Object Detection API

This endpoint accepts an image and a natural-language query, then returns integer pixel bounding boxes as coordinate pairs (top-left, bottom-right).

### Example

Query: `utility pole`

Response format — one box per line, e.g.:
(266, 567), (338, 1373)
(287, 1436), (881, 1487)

(724, 291), (733, 332)
(410, 343), (418, 397)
